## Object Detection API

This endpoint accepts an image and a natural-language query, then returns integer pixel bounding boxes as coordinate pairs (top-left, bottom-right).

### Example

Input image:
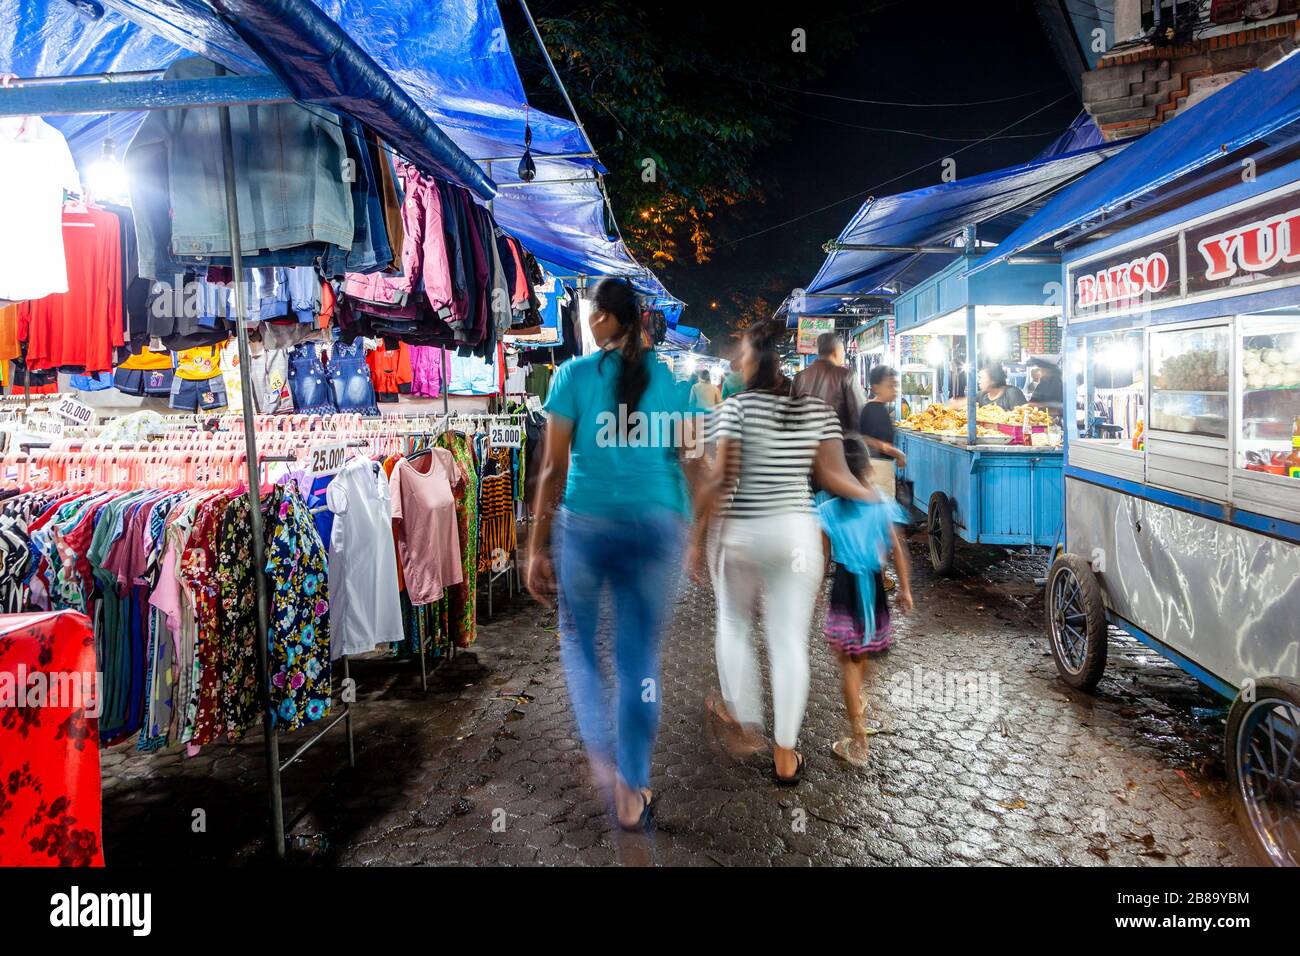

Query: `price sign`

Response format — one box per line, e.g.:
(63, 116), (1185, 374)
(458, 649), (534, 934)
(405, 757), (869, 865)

(489, 422), (522, 448)
(525, 395), (543, 414)
(27, 414), (64, 437)
(309, 442), (349, 477)
(54, 395), (96, 427)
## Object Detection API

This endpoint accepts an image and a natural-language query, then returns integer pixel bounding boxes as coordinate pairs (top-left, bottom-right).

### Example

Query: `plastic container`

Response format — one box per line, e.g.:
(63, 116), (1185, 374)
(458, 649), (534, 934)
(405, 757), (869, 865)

(996, 423), (1047, 444)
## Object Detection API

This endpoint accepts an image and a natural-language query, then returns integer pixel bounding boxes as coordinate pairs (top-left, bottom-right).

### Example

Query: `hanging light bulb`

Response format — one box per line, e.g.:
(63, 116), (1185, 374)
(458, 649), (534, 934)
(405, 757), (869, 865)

(88, 135), (128, 202)
(517, 105), (537, 183)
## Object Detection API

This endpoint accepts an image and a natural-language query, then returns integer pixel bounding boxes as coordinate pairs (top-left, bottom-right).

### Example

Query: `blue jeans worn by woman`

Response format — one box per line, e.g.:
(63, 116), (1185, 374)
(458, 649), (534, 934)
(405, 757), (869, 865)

(555, 506), (685, 793)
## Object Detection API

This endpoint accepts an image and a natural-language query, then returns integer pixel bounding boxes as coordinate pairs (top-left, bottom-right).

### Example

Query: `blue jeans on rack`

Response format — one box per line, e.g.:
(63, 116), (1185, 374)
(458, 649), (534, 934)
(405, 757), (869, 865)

(327, 341), (379, 416)
(554, 506), (686, 792)
(287, 343), (337, 415)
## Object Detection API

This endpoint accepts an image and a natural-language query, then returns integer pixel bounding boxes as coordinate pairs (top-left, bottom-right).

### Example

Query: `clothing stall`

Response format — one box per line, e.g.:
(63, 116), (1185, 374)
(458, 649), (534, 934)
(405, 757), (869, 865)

(0, 3), (514, 861)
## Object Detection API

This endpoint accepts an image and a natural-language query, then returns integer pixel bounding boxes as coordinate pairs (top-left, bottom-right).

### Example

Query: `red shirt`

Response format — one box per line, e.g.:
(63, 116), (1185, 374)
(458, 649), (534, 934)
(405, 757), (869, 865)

(18, 207), (124, 373)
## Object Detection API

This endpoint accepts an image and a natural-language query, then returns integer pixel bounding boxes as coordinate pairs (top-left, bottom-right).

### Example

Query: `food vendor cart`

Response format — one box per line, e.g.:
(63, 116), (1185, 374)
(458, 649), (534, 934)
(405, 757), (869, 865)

(890, 245), (1065, 573)
(1039, 162), (1300, 866)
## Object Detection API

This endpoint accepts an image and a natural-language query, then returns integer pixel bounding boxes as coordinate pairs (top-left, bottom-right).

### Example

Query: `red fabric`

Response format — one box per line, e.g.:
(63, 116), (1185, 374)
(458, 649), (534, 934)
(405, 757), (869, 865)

(18, 207), (124, 373)
(366, 341), (412, 394)
(0, 611), (104, 867)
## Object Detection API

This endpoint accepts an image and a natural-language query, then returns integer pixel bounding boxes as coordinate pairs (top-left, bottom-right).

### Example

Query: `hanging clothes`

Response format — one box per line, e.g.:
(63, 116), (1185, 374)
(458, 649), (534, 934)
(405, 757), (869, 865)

(435, 430), (478, 647)
(16, 206), (124, 373)
(327, 457), (403, 658)
(0, 115), (81, 304)
(388, 449), (464, 606)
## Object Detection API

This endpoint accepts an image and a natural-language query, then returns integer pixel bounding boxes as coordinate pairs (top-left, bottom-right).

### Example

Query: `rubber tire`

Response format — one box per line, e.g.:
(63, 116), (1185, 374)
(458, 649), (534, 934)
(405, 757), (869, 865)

(1045, 553), (1108, 692)
(927, 492), (956, 576)
(1225, 677), (1300, 867)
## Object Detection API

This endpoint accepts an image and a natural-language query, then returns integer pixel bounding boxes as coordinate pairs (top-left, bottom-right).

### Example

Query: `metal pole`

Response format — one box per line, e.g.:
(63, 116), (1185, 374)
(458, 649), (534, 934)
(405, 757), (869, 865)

(217, 100), (285, 860)
(964, 226), (978, 447)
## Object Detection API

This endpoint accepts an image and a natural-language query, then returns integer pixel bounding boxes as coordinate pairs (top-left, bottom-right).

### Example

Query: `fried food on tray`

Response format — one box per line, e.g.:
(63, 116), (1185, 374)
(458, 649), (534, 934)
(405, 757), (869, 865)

(900, 402), (1053, 435)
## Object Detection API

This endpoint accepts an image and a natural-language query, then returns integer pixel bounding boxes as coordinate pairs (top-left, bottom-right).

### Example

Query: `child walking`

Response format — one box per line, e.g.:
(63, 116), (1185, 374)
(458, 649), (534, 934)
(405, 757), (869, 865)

(817, 441), (913, 766)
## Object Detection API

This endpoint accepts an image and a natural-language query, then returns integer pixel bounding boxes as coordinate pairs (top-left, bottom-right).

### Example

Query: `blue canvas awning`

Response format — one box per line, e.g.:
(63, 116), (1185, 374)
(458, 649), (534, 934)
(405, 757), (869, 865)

(973, 51), (1300, 273)
(4, 0), (675, 303)
(804, 141), (1120, 298)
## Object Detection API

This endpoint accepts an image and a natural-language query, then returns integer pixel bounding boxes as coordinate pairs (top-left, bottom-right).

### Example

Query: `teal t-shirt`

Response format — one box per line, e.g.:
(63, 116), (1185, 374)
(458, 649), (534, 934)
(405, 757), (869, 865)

(543, 350), (692, 517)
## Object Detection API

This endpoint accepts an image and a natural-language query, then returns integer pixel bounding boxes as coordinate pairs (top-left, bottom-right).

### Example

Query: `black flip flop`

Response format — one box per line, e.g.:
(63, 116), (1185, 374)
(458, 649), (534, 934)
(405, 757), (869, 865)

(773, 751), (805, 786)
(618, 789), (655, 833)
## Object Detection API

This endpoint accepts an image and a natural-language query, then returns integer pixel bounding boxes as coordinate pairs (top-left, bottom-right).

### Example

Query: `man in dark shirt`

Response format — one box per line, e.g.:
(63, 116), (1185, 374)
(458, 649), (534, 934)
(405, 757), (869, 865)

(791, 331), (866, 442)
(1026, 358), (1064, 418)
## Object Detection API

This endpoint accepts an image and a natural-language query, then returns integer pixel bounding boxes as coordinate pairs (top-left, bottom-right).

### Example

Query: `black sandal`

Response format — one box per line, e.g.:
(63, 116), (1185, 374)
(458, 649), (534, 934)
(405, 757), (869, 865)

(773, 751), (805, 786)
(618, 789), (655, 833)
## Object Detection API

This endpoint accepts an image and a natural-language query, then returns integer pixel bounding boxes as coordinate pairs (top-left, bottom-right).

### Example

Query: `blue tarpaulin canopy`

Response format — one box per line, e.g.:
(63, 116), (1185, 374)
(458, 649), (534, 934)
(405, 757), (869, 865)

(2, 0), (676, 303)
(803, 141), (1121, 299)
(973, 51), (1300, 273)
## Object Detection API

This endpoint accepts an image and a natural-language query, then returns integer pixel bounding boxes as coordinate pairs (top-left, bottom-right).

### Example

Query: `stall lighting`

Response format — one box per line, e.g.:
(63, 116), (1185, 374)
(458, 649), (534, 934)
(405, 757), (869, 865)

(961, 362), (972, 374)
(88, 137), (127, 202)
(925, 339), (947, 367)
(985, 321), (1007, 360)
(684, 354), (698, 373)
(1100, 341), (1139, 371)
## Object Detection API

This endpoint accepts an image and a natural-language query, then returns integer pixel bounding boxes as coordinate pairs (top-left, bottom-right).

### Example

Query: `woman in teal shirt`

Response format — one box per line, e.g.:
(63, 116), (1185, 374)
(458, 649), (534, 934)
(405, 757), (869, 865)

(526, 278), (697, 832)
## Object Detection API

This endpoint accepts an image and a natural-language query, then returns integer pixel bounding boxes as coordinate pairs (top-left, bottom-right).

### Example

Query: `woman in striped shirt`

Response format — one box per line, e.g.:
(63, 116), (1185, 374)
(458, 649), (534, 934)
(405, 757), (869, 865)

(688, 320), (876, 785)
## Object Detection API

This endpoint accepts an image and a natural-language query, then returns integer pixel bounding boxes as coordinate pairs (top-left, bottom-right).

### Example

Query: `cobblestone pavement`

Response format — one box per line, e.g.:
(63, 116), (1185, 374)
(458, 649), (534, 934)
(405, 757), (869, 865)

(101, 534), (1257, 867)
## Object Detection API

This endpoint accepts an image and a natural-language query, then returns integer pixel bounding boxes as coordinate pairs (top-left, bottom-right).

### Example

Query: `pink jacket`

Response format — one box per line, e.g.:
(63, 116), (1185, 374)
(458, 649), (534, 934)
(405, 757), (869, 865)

(344, 164), (454, 310)
(409, 345), (448, 398)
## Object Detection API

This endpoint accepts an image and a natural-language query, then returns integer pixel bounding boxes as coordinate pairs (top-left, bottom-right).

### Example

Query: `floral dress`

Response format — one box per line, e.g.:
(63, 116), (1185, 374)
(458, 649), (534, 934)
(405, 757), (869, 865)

(436, 430), (477, 647)
(180, 494), (229, 747)
(265, 483), (332, 729)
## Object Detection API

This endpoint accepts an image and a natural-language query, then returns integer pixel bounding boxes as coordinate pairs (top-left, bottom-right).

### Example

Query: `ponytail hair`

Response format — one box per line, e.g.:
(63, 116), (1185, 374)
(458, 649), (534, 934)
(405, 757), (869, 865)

(742, 319), (791, 397)
(592, 278), (649, 427)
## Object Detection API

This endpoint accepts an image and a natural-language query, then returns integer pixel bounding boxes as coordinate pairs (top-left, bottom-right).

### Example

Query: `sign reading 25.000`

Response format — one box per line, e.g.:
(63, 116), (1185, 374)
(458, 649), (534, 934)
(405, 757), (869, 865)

(489, 423), (522, 448)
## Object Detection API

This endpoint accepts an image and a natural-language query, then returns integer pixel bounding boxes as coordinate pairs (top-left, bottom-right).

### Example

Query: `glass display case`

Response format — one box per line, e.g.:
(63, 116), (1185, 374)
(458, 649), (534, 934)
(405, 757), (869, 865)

(1074, 330), (1146, 444)
(1237, 314), (1300, 481)
(1149, 325), (1230, 438)
(899, 368), (934, 419)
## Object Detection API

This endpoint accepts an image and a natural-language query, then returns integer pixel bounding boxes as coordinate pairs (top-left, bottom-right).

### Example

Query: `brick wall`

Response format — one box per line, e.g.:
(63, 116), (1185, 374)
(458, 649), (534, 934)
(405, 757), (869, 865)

(1082, 20), (1300, 140)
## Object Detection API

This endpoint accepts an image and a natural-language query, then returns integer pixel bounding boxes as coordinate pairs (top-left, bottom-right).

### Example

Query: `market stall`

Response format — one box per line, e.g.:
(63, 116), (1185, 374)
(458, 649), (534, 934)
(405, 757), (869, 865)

(974, 55), (1300, 865)
(891, 241), (1064, 572)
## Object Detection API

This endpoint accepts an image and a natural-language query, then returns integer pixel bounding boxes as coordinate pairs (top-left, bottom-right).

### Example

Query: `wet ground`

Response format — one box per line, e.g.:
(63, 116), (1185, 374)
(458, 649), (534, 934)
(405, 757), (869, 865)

(100, 531), (1257, 866)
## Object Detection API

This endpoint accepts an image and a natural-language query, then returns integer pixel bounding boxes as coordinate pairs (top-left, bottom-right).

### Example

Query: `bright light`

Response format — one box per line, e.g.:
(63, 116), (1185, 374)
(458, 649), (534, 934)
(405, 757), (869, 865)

(685, 355), (698, 373)
(88, 137), (128, 202)
(961, 362), (972, 374)
(984, 321), (1007, 359)
(1100, 341), (1138, 371)
(925, 338), (947, 367)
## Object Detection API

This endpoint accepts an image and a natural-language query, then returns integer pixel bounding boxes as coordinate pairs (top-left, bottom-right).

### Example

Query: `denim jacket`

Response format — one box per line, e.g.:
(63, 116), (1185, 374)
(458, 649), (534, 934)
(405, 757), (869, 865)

(125, 56), (354, 279)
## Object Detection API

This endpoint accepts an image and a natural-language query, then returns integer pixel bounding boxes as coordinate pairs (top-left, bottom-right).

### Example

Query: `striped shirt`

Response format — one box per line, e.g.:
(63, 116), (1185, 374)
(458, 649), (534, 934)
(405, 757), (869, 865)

(712, 390), (841, 518)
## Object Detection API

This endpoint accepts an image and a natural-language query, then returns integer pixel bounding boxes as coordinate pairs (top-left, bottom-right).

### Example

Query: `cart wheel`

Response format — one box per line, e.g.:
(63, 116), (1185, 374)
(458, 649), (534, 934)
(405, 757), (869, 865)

(926, 492), (956, 575)
(1045, 553), (1107, 691)
(1226, 678), (1300, 867)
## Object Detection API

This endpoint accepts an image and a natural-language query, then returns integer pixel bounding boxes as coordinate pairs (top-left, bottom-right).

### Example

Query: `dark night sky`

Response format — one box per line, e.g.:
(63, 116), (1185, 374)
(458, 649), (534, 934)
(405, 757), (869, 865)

(656, 1), (1084, 341)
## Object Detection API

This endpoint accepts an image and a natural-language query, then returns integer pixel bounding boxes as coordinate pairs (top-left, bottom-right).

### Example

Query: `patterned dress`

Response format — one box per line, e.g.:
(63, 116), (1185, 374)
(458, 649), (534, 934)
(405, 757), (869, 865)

(214, 495), (263, 741)
(436, 431), (477, 647)
(265, 483), (332, 729)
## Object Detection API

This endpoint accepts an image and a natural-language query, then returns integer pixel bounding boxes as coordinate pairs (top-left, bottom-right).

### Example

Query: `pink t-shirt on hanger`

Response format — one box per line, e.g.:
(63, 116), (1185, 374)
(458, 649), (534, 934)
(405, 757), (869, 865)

(389, 448), (465, 605)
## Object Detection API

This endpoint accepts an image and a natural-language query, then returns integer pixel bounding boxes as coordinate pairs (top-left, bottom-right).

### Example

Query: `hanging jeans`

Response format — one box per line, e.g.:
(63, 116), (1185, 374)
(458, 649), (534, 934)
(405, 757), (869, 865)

(554, 506), (685, 792)
(710, 512), (824, 750)
(287, 343), (336, 414)
(327, 341), (379, 416)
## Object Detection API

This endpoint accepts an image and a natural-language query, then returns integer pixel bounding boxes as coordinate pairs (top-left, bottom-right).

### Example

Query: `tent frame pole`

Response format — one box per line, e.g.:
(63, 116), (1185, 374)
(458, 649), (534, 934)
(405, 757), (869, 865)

(217, 98), (286, 861)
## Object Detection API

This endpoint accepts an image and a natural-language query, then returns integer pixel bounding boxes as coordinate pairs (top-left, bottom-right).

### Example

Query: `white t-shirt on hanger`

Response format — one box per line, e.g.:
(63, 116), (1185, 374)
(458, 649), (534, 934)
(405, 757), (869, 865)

(0, 116), (81, 303)
(327, 456), (404, 659)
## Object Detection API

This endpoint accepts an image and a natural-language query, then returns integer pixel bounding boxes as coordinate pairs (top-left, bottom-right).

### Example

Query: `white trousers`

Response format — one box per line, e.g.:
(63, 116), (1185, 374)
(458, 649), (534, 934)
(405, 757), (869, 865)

(710, 513), (824, 750)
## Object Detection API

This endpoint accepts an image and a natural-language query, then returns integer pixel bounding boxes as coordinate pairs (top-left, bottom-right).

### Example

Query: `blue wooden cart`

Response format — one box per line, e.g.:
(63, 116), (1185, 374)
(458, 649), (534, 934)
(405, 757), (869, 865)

(894, 432), (1062, 571)
(889, 244), (1065, 572)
